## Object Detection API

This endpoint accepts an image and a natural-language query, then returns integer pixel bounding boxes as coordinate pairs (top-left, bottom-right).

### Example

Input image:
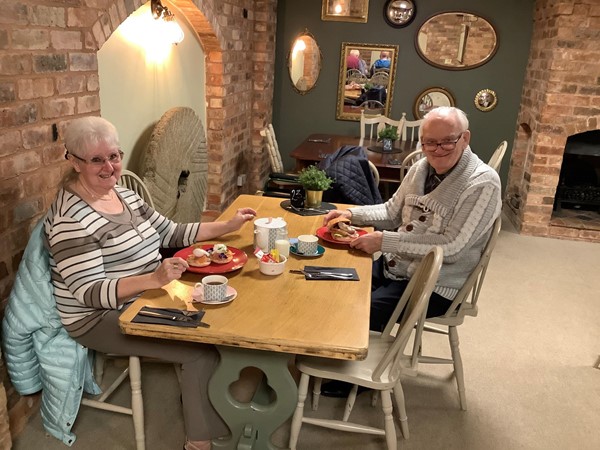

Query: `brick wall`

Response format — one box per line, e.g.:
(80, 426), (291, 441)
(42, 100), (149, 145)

(0, 0), (276, 440)
(504, 0), (600, 242)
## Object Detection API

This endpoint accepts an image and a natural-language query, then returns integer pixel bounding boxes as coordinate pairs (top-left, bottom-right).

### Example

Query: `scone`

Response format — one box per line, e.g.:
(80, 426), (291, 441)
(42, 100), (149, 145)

(210, 243), (233, 264)
(187, 247), (211, 267)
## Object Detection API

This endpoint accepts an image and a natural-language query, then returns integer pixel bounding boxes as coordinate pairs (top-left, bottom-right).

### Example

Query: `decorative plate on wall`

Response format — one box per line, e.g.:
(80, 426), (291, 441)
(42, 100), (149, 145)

(474, 89), (497, 112)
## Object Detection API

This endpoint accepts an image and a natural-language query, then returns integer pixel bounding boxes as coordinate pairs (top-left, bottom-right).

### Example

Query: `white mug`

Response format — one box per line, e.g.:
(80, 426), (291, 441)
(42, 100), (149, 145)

(297, 235), (319, 255)
(198, 275), (228, 302)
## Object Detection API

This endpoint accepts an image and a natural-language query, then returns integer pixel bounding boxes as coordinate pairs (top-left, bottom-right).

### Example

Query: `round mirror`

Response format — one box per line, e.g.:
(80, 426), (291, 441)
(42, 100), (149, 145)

(416, 12), (498, 70)
(384, 0), (416, 28)
(288, 31), (322, 95)
(413, 87), (455, 119)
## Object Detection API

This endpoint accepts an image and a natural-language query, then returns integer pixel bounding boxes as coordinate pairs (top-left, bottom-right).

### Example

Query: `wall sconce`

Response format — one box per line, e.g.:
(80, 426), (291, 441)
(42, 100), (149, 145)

(151, 0), (184, 44)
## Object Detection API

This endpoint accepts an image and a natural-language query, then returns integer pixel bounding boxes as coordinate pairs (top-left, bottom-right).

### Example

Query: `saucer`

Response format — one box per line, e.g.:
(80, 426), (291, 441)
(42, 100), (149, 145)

(289, 238), (325, 257)
(192, 285), (237, 305)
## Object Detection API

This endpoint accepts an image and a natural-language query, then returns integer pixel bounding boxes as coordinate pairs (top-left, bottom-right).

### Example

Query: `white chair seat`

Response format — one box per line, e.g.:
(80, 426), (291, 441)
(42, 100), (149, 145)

(404, 217), (502, 411)
(289, 247), (444, 450)
(400, 113), (423, 142)
(297, 332), (399, 390)
(488, 140), (508, 173)
(81, 354), (145, 450)
(119, 170), (155, 208)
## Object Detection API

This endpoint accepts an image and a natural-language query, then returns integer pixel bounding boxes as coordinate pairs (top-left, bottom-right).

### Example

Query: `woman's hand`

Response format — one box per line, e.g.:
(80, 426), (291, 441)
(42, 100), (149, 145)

(227, 207), (257, 232)
(349, 231), (383, 255)
(152, 257), (188, 288)
(322, 209), (352, 226)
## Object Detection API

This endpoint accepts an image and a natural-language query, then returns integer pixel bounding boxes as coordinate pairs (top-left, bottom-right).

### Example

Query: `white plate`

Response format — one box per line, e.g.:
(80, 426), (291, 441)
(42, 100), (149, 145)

(191, 285), (237, 305)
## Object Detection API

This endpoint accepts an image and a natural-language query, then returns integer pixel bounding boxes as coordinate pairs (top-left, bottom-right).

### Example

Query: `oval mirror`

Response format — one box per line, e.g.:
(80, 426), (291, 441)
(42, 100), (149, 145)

(336, 42), (399, 121)
(413, 87), (455, 119)
(288, 31), (322, 95)
(416, 12), (498, 70)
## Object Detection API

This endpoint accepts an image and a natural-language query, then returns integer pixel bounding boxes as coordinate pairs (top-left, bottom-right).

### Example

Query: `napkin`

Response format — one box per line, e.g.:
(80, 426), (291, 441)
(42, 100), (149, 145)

(280, 200), (337, 216)
(303, 266), (359, 281)
(131, 306), (206, 328)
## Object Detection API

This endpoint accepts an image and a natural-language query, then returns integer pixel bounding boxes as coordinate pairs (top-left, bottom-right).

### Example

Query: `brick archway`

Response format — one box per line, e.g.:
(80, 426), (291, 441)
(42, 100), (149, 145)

(88, 0), (225, 214)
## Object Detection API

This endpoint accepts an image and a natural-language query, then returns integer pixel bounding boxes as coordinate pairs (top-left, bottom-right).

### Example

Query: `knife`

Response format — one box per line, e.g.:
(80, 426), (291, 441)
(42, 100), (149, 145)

(138, 310), (210, 327)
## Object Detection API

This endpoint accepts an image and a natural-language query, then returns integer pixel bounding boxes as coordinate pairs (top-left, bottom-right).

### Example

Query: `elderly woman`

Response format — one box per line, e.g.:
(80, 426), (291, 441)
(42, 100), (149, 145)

(44, 116), (256, 450)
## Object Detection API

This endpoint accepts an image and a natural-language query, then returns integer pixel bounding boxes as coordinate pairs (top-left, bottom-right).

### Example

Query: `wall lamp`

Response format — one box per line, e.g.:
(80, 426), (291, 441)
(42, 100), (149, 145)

(150, 0), (184, 44)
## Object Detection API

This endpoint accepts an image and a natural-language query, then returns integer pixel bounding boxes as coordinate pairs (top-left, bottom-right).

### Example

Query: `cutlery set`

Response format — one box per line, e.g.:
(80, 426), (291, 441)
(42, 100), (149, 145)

(289, 268), (358, 280)
(135, 307), (210, 328)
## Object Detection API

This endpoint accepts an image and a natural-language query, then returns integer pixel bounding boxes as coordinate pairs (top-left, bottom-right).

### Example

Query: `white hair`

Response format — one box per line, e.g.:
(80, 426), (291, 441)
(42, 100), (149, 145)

(420, 106), (469, 139)
(350, 49), (360, 57)
(64, 116), (120, 158)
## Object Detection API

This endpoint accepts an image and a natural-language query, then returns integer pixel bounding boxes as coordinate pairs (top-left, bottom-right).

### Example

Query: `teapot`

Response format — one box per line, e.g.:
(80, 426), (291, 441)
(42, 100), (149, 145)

(254, 217), (287, 253)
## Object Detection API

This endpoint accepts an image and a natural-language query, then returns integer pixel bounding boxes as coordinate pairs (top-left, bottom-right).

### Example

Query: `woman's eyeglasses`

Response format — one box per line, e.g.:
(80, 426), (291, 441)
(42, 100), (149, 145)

(66, 150), (124, 166)
(420, 132), (464, 152)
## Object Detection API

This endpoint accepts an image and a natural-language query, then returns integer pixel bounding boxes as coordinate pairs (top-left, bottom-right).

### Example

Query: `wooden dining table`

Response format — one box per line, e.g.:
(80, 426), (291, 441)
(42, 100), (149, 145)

(290, 133), (419, 184)
(119, 194), (373, 450)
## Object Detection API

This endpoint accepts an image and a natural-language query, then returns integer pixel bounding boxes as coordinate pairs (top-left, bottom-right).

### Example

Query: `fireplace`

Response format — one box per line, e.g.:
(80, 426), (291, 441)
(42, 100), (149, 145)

(504, 0), (600, 243)
(553, 131), (600, 213)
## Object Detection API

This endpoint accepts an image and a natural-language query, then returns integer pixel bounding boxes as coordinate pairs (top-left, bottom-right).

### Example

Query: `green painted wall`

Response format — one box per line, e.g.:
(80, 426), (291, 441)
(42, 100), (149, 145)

(273, 0), (535, 187)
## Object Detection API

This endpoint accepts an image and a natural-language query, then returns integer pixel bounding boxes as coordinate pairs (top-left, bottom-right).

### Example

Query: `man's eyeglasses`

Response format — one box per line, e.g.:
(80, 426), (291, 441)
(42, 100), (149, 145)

(420, 132), (464, 152)
(66, 150), (124, 166)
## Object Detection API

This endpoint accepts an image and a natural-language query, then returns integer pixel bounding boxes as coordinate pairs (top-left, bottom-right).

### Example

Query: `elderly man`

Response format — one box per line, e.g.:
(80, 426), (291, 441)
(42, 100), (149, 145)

(324, 106), (501, 330)
(321, 106), (501, 396)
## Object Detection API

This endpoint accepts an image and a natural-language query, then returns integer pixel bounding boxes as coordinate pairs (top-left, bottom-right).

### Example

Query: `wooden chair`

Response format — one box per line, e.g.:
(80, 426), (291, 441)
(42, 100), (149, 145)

(346, 69), (368, 84)
(81, 355), (145, 450)
(289, 247), (444, 450)
(399, 150), (424, 183)
(488, 140), (508, 173)
(260, 124), (301, 196)
(359, 111), (404, 146)
(400, 113), (423, 142)
(119, 170), (155, 208)
(260, 124), (286, 173)
(370, 71), (389, 87)
(404, 216), (503, 410)
(360, 100), (386, 117)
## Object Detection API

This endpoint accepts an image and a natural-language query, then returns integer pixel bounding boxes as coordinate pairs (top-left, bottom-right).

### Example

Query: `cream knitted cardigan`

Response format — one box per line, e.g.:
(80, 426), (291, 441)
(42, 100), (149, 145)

(350, 147), (501, 299)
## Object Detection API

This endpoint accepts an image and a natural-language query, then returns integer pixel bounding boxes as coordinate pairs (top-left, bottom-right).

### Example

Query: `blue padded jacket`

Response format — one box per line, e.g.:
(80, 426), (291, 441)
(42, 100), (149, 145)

(1, 220), (100, 446)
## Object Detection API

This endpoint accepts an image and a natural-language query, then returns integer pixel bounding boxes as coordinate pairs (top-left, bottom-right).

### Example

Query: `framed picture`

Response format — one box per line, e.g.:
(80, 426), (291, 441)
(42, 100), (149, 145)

(413, 87), (455, 119)
(322, 0), (369, 23)
(474, 89), (498, 112)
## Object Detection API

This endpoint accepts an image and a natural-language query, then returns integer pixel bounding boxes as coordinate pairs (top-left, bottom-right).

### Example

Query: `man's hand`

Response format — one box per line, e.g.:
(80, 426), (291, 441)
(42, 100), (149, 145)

(322, 209), (352, 226)
(349, 231), (383, 255)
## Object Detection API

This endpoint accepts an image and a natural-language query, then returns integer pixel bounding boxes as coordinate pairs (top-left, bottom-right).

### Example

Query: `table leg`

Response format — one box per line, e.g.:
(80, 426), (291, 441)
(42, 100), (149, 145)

(210, 346), (297, 450)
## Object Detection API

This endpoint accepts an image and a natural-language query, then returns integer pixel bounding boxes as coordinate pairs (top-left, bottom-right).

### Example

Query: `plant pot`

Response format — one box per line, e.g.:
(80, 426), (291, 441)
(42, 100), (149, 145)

(305, 190), (323, 208)
(382, 138), (394, 152)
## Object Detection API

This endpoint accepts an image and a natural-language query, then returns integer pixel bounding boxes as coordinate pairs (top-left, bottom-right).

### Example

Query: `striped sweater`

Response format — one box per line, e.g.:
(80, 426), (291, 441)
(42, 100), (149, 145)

(44, 186), (200, 337)
(350, 147), (502, 300)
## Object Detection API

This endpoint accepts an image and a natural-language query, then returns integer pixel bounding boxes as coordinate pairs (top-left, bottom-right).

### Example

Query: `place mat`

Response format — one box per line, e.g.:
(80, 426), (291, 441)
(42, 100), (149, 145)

(367, 145), (403, 154)
(280, 200), (336, 216)
(303, 266), (359, 281)
(131, 307), (205, 328)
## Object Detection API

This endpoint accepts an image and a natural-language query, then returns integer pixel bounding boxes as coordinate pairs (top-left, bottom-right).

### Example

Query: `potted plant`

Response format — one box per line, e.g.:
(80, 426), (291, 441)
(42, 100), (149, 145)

(297, 165), (334, 207)
(378, 125), (399, 152)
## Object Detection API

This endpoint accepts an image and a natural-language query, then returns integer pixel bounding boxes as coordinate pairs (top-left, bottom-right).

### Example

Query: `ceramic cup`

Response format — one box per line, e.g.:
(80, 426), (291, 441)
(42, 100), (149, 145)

(198, 275), (228, 302)
(297, 234), (319, 255)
